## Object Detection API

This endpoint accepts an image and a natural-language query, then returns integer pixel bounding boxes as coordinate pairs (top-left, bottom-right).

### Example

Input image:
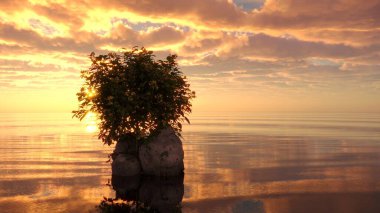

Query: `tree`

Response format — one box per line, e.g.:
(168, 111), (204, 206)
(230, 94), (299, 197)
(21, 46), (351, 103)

(73, 47), (195, 145)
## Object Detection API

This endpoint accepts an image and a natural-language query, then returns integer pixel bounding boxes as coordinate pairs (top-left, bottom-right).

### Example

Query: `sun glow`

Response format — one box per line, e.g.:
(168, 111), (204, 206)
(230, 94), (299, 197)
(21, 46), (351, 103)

(86, 88), (96, 98)
(84, 112), (98, 133)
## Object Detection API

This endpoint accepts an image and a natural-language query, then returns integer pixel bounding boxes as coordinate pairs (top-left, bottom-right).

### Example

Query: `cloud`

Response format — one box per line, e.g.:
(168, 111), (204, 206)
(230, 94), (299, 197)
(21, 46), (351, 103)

(0, 22), (186, 53)
(0, 59), (61, 72)
(0, 22), (96, 53)
(0, 0), (28, 10)
(0, 0), (379, 112)
(141, 25), (186, 45)
(251, 0), (380, 29)
(101, 0), (247, 28)
(32, 3), (84, 29)
(182, 38), (222, 54)
(300, 29), (380, 46)
(222, 33), (372, 59)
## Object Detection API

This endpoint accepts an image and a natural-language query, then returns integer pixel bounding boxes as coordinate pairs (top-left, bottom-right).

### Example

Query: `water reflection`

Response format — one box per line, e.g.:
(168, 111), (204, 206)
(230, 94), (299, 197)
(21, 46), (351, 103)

(96, 175), (184, 213)
(232, 200), (265, 213)
(1, 113), (380, 212)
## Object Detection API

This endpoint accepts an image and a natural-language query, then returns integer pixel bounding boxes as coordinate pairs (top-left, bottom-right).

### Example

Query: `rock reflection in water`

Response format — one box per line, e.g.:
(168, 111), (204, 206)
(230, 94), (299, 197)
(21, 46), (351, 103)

(232, 200), (265, 213)
(96, 174), (184, 213)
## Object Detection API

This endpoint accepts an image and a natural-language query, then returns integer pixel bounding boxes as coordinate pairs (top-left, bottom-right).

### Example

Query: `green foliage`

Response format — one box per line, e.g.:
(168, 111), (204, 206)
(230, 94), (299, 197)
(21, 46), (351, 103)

(73, 47), (195, 145)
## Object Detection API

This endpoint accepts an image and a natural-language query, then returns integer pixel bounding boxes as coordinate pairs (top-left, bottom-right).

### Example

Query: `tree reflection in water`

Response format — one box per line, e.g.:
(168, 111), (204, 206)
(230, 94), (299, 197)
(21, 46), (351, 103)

(96, 175), (184, 213)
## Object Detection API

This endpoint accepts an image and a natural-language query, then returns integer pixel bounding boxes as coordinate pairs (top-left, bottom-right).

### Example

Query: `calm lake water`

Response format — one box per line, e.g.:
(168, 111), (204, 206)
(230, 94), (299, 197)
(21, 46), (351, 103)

(1, 113), (380, 213)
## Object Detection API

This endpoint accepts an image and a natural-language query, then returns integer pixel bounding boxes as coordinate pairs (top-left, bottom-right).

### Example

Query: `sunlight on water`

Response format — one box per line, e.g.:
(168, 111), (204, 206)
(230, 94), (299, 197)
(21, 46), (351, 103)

(0, 113), (380, 212)
(86, 125), (98, 133)
(84, 112), (98, 133)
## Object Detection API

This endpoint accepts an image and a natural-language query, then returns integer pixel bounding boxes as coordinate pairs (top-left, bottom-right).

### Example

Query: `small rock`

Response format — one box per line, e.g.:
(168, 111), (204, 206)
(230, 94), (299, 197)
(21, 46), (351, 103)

(112, 154), (141, 176)
(114, 141), (128, 155)
(139, 128), (184, 176)
(114, 139), (138, 156)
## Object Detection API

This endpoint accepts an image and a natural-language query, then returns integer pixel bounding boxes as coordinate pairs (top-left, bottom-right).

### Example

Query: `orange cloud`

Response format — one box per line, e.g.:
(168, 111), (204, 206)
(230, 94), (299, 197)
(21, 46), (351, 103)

(0, 0), (379, 112)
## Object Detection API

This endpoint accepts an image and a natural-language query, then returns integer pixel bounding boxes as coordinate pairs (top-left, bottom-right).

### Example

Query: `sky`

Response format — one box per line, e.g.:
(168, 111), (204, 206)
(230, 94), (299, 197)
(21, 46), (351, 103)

(1, 0), (380, 113)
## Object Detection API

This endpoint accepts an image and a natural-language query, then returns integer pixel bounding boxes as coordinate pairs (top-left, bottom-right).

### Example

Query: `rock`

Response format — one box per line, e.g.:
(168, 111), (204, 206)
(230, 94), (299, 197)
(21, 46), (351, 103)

(114, 139), (138, 156)
(114, 141), (128, 154)
(139, 128), (184, 176)
(112, 154), (141, 176)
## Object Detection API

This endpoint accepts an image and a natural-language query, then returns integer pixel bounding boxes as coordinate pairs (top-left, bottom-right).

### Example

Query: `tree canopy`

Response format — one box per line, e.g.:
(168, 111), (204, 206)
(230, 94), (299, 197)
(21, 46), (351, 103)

(73, 47), (195, 145)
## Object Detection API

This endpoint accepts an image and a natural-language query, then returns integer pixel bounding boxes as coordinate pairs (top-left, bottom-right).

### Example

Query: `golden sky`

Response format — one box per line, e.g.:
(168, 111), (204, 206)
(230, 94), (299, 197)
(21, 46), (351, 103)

(1, 0), (380, 113)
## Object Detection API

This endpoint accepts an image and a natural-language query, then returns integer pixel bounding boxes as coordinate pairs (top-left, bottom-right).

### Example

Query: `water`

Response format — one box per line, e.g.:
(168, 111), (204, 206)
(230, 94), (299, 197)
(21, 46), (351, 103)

(1, 113), (380, 213)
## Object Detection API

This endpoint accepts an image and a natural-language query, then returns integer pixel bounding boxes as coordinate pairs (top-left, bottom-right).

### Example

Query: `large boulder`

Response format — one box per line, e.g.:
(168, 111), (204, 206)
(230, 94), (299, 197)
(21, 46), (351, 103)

(112, 154), (141, 176)
(139, 128), (184, 176)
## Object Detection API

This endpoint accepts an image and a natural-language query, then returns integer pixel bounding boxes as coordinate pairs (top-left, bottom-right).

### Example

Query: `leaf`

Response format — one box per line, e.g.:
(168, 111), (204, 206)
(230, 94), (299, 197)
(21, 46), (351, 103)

(79, 111), (88, 121)
(184, 116), (190, 124)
